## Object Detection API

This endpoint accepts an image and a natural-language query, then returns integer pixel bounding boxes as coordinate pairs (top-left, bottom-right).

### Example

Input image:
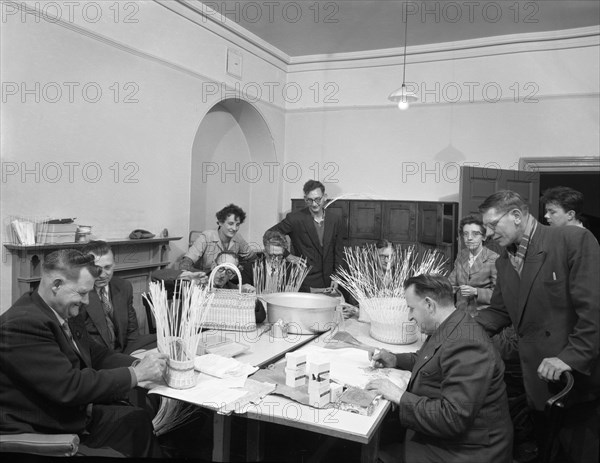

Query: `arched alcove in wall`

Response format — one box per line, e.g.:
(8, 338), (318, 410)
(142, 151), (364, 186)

(190, 99), (277, 250)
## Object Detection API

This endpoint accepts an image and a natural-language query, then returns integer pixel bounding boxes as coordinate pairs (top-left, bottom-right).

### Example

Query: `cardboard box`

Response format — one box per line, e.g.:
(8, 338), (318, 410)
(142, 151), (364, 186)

(45, 222), (77, 233)
(284, 367), (306, 388)
(285, 351), (307, 370)
(41, 232), (76, 244)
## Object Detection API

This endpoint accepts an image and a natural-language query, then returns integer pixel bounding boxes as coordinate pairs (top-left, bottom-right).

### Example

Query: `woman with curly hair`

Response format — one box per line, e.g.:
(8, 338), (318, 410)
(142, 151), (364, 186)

(178, 203), (256, 274)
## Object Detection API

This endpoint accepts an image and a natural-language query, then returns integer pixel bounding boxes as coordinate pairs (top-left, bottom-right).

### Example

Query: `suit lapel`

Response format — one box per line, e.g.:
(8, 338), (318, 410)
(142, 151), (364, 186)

(407, 312), (464, 390)
(110, 280), (125, 345)
(469, 251), (485, 277)
(301, 209), (323, 256)
(86, 291), (112, 348)
(69, 317), (92, 367)
(322, 214), (335, 258)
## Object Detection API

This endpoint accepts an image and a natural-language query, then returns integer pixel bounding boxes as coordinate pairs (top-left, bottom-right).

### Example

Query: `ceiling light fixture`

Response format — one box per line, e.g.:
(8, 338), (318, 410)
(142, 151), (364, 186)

(388, 5), (418, 111)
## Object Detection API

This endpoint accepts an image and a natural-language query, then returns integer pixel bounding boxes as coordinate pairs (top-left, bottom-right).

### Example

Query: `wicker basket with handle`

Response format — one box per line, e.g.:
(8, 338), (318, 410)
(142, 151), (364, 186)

(203, 262), (257, 332)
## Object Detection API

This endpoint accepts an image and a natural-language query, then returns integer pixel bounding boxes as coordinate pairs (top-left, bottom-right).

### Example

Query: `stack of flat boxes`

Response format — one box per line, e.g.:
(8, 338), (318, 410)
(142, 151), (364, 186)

(285, 352), (307, 388)
(40, 222), (77, 244)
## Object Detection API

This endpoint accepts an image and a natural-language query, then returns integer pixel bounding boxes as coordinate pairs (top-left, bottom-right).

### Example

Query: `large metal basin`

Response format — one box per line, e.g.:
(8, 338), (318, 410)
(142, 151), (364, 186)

(263, 292), (338, 334)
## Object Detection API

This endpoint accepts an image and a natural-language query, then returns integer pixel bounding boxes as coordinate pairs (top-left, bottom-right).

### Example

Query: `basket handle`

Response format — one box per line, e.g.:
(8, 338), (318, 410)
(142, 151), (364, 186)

(208, 262), (243, 293)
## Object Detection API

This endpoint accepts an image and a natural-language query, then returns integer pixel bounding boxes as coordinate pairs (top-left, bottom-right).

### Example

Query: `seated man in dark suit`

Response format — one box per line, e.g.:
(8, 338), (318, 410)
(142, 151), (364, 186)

(367, 274), (513, 463)
(0, 249), (167, 457)
(80, 240), (155, 354)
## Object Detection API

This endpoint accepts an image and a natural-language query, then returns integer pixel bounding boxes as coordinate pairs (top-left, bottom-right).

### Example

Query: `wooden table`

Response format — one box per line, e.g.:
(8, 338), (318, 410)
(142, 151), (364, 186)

(232, 319), (426, 463)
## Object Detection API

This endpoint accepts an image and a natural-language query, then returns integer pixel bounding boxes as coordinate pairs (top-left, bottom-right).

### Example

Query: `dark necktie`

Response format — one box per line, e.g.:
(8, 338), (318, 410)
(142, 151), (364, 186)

(61, 322), (81, 355)
(98, 287), (116, 348)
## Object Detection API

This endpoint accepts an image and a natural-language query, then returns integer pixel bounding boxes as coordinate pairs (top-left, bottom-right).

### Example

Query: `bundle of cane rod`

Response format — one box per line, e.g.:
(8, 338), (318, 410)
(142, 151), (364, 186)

(332, 244), (447, 344)
(252, 256), (311, 294)
(144, 279), (213, 364)
(143, 280), (214, 434)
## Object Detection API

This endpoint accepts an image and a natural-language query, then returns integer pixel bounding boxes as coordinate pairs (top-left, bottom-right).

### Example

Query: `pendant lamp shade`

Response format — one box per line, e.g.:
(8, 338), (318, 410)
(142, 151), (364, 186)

(388, 5), (416, 110)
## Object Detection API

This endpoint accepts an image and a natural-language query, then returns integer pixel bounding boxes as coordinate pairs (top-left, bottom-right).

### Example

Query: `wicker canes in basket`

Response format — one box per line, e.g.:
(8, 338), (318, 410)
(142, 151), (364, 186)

(360, 297), (418, 345)
(204, 262), (257, 332)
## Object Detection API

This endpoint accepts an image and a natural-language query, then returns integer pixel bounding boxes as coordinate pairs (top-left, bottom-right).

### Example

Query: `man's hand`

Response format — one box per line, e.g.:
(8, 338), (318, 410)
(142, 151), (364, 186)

(369, 348), (397, 369)
(133, 352), (168, 383)
(285, 254), (305, 265)
(537, 357), (572, 382)
(365, 378), (404, 405)
(179, 271), (208, 285)
(459, 285), (477, 297)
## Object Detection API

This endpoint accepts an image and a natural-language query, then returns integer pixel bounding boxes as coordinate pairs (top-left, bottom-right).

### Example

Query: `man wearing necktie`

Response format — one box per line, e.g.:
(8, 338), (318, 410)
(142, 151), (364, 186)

(79, 240), (155, 354)
(0, 249), (167, 457)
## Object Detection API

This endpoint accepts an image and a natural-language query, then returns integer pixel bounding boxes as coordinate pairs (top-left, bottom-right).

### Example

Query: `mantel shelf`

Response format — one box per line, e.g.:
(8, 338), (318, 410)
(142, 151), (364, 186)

(4, 236), (181, 251)
(5, 237), (182, 336)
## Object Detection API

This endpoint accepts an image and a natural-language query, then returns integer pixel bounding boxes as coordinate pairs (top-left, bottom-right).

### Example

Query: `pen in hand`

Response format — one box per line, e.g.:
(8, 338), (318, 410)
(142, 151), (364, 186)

(371, 348), (382, 368)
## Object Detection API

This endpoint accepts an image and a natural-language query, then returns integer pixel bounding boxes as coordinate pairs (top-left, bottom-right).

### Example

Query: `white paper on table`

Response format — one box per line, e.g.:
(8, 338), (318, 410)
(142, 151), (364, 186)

(194, 353), (258, 388)
(149, 376), (247, 411)
(302, 345), (411, 390)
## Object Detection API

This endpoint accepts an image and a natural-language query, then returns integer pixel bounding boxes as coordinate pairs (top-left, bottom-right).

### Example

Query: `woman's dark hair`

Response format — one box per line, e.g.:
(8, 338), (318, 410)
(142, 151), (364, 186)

(458, 215), (485, 236)
(216, 204), (246, 224)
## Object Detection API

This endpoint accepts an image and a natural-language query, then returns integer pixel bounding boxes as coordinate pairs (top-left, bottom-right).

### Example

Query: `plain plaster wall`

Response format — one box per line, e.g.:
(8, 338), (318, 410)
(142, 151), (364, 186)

(1, 1), (598, 309)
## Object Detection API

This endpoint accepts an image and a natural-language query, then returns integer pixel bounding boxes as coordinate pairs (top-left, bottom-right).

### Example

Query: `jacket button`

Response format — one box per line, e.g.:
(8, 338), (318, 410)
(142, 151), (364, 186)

(545, 331), (551, 337)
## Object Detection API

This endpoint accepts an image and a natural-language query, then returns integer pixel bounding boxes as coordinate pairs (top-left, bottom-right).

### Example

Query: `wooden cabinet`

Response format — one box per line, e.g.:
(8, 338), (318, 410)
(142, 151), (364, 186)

(384, 201), (416, 243)
(4, 237), (181, 334)
(289, 199), (457, 265)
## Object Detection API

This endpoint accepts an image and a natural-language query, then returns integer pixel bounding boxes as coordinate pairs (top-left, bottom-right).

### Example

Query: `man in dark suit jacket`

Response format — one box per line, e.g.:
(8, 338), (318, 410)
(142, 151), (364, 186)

(0, 249), (167, 457)
(267, 179), (345, 291)
(476, 190), (600, 463)
(80, 240), (155, 354)
(367, 274), (513, 463)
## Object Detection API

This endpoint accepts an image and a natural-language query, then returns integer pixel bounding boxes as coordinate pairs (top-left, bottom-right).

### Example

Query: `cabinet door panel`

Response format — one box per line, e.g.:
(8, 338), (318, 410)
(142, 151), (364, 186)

(383, 202), (416, 242)
(349, 201), (382, 239)
(418, 203), (442, 244)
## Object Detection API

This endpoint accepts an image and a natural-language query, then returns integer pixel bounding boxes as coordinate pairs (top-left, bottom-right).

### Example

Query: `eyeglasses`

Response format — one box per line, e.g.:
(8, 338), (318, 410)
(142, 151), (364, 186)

(462, 231), (483, 239)
(305, 196), (323, 205)
(483, 210), (510, 232)
(215, 268), (236, 278)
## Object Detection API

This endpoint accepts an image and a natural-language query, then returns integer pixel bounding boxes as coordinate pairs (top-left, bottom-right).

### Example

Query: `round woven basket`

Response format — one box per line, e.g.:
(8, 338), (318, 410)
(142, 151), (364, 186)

(361, 297), (418, 345)
(165, 358), (196, 389)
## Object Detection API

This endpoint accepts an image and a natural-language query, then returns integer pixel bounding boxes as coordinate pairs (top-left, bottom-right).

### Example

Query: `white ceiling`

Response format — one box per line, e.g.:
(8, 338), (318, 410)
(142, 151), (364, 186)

(200, 0), (600, 56)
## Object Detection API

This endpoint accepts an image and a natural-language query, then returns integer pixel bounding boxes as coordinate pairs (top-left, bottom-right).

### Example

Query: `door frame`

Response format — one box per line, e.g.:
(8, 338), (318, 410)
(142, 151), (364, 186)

(519, 156), (600, 172)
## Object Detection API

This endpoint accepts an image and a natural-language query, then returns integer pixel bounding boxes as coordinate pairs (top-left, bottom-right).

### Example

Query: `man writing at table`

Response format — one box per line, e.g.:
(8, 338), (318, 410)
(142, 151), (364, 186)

(366, 274), (512, 463)
(0, 249), (167, 457)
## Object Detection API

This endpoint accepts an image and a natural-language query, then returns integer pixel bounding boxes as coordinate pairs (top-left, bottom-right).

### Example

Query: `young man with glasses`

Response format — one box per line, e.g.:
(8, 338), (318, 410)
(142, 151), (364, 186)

(476, 190), (600, 463)
(266, 179), (345, 292)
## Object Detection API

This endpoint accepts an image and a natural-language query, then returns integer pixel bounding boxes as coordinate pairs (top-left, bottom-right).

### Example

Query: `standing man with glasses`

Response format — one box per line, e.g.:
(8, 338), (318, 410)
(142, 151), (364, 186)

(475, 190), (600, 463)
(267, 179), (345, 292)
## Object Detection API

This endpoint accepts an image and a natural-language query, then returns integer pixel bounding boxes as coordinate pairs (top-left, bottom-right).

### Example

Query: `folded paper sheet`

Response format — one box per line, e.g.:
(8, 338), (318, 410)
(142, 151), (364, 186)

(194, 353), (258, 387)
